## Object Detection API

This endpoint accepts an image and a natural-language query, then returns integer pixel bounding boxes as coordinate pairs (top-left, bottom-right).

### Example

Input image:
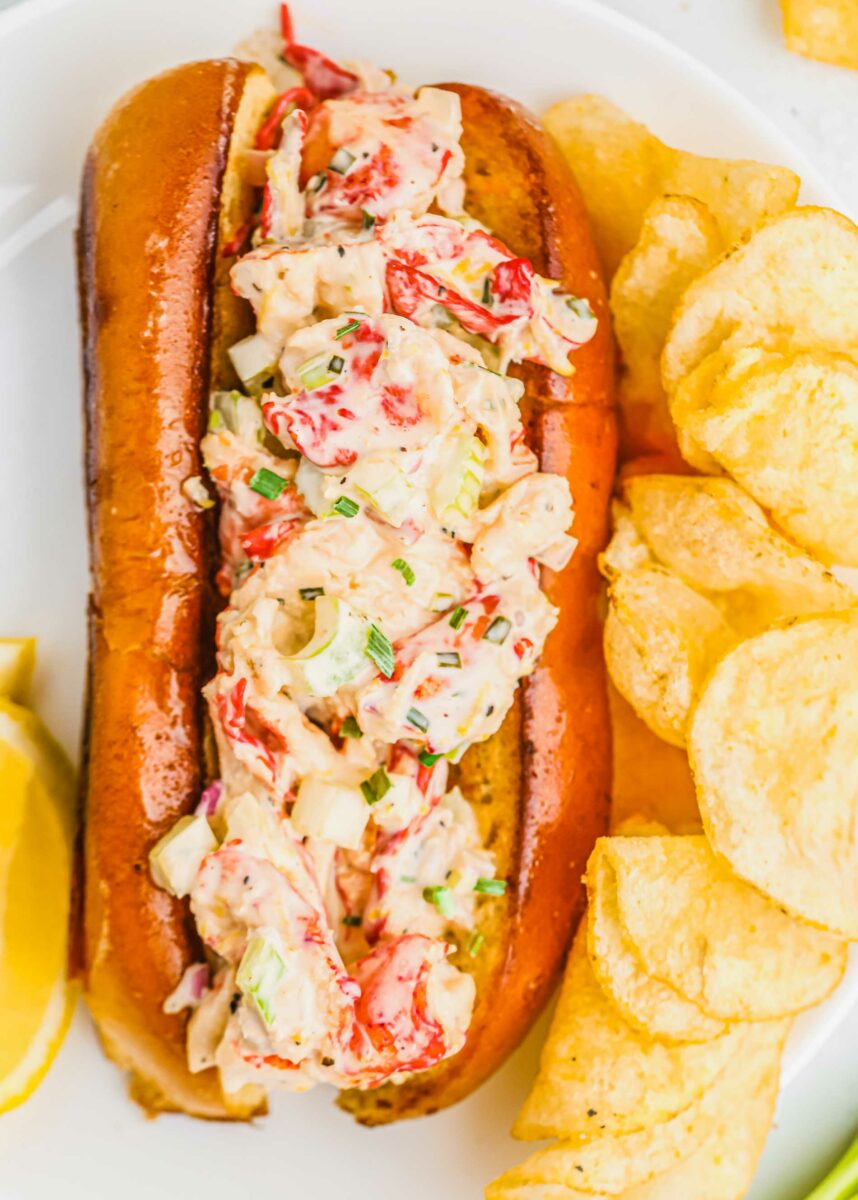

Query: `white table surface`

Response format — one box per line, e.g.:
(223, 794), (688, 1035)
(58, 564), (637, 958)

(0, 0), (855, 1195)
(594, 4), (858, 1196)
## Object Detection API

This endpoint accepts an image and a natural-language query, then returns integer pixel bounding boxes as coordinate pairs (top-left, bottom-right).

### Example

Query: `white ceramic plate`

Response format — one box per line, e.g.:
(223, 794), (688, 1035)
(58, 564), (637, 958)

(0, 0), (854, 1196)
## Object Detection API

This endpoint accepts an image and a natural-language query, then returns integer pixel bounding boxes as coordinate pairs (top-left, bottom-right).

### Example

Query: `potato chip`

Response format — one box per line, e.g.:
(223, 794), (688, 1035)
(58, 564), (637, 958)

(611, 196), (723, 462)
(604, 564), (734, 746)
(690, 613), (858, 938)
(604, 836), (847, 1019)
(542, 95), (798, 276)
(489, 1018), (788, 1199)
(782, 0), (858, 69)
(670, 346), (858, 566)
(623, 475), (853, 633)
(607, 684), (701, 834)
(512, 921), (743, 1140)
(587, 840), (728, 1042)
(662, 207), (858, 393)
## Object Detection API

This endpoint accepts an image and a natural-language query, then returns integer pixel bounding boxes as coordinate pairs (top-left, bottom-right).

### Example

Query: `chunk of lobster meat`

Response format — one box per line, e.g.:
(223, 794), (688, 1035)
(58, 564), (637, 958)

(471, 472), (575, 582)
(380, 211), (598, 373)
(300, 88), (465, 222)
(342, 936), (474, 1088)
(230, 238), (386, 350)
(265, 314), (456, 468)
(355, 579), (558, 754)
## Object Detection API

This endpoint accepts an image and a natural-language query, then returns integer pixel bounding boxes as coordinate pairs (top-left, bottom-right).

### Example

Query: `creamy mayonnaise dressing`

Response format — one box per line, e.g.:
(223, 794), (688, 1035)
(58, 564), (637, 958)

(151, 10), (597, 1097)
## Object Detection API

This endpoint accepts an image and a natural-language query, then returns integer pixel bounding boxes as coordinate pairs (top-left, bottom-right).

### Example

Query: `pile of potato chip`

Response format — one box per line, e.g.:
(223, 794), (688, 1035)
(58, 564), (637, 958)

(781, 0), (858, 70)
(488, 98), (858, 1199)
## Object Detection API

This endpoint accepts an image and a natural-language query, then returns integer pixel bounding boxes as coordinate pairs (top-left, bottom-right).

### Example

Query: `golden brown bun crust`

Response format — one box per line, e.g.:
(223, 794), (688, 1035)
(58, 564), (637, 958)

(79, 58), (270, 1119)
(339, 85), (616, 1123)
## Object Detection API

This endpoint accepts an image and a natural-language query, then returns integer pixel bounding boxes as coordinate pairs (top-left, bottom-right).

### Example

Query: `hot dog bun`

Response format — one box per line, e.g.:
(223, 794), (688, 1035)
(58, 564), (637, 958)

(79, 59), (273, 1118)
(79, 69), (614, 1120)
(339, 85), (615, 1124)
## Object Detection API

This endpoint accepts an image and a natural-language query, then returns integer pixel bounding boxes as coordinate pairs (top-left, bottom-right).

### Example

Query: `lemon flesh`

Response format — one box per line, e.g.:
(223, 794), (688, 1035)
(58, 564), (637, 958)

(0, 698), (76, 1112)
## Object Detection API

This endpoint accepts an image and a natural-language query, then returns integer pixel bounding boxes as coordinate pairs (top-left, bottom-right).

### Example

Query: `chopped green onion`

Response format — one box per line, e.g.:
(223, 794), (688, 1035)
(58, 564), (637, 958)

(329, 147), (356, 174)
(423, 885), (455, 918)
(335, 319), (361, 340)
(333, 496), (359, 518)
(431, 592), (454, 612)
(361, 208), (376, 230)
(566, 295), (595, 321)
(328, 355), (345, 374)
(391, 558), (415, 586)
(483, 616), (512, 644)
(406, 707), (429, 733)
(366, 625), (395, 678)
(436, 651), (461, 669)
(342, 914), (362, 927)
(299, 586), (325, 601)
(309, 172), (327, 193)
(249, 467), (289, 500)
(449, 606), (467, 630)
(418, 750), (442, 767)
(481, 277), (493, 306)
(400, 874), (417, 884)
(361, 767), (392, 806)
(297, 352), (335, 391)
(340, 716), (363, 739)
(468, 931), (485, 957)
(208, 409), (225, 432)
(475, 877), (507, 896)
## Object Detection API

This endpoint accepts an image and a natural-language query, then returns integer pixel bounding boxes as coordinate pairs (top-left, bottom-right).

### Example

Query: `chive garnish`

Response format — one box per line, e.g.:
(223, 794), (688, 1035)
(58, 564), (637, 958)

(475, 877), (507, 896)
(449, 606), (467, 630)
(248, 467), (289, 500)
(361, 208), (376, 230)
(333, 496), (359, 518)
(423, 885), (455, 918)
(391, 558), (416, 586)
(299, 586), (325, 601)
(335, 319), (361, 340)
(406, 707), (429, 733)
(418, 750), (442, 767)
(483, 616), (512, 644)
(366, 625), (395, 678)
(468, 931), (485, 957)
(481, 278), (493, 306)
(328, 354), (345, 374)
(342, 914), (362, 927)
(436, 651), (461, 668)
(340, 716), (363, 739)
(361, 767), (392, 805)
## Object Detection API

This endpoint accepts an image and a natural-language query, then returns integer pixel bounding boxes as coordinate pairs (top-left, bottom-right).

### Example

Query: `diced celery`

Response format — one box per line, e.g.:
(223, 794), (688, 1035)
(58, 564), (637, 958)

(236, 934), (286, 1028)
(285, 595), (371, 697)
(349, 455), (413, 527)
(291, 777), (370, 849)
(431, 431), (487, 523)
(149, 814), (217, 898)
(296, 351), (336, 392)
(228, 333), (278, 393)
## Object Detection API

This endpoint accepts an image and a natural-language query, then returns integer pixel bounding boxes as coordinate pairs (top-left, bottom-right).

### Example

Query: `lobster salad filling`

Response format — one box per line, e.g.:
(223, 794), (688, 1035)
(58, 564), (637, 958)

(151, 6), (597, 1098)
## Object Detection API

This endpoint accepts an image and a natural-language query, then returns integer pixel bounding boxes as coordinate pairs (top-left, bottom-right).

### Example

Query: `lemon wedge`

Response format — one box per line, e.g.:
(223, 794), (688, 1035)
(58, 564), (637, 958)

(0, 638), (36, 704)
(0, 697), (76, 1112)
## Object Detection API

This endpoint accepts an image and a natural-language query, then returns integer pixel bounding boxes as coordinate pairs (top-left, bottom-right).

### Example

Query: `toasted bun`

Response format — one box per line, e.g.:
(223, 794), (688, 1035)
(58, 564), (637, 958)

(79, 58), (273, 1118)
